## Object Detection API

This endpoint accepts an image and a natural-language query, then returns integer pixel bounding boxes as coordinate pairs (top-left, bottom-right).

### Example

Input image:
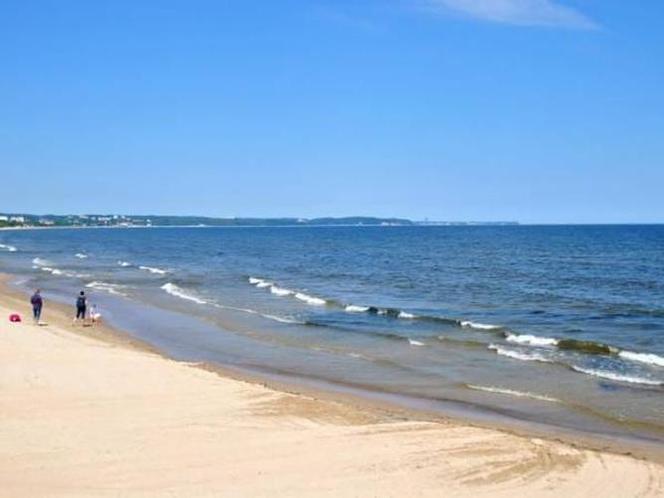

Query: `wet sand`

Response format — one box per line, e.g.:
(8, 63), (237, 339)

(1, 276), (663, 497)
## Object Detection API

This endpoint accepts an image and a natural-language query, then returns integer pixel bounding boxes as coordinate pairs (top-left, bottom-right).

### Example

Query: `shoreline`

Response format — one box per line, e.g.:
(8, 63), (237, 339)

(1, 273), (663, 466)
(1, 275), (663, 495)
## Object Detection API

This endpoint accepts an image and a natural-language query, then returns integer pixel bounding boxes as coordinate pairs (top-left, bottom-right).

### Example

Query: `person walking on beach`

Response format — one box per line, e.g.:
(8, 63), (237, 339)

(74, 290), (87, 324)
(30, 289), (43, 324)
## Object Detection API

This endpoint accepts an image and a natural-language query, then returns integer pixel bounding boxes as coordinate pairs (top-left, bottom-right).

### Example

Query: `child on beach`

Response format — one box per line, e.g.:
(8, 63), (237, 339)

(89, 304), (101, 325)
(30, 289), (43, 324)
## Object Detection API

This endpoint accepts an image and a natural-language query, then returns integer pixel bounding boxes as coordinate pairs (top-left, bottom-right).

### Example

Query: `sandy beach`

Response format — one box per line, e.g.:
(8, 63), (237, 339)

(1, 280), (663, 497)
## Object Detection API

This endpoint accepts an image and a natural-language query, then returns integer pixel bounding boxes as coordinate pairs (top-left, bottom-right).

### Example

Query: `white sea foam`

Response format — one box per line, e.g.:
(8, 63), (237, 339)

(270, 286), (294, 297)
(75, 253), (88, 259)
(0, 243), (17, 252)
(506, 333), (558, 347)
(249, 276), (273, 288)
(467, 385), (560, 403)
(295, 292), (327, 306)
(161, 283), (207, 304)
(399, 311), (417, 319)
(461, 321), (502, 331)
(118, 261), (132, 267)
(345, 305), (369, 313)
(39, 266), (63, 276)
(408, 339), (425, 347)
(571, 366), (663, 386)
(70, 272), (91, 279)
(261, 314), (302, 324)
(86, 281), (127, 296)
(489, 344), (552, 363)
(32, 257), (51, 267)
(36, 265), (87, 279)
(139, 265), (168, 275)
(348, 352), (372, 360)
(214, 301), (303, 324)
(619, 351), (664, 368)
(250, 277), (326, 305)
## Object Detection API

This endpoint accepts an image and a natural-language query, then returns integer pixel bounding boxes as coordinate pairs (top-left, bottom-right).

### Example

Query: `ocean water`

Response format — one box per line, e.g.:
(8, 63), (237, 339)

(1, 225), (663, 444)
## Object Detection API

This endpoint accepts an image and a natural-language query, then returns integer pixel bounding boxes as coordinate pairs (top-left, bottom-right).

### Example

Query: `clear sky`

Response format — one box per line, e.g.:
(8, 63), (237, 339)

(1, 1), (663, 223)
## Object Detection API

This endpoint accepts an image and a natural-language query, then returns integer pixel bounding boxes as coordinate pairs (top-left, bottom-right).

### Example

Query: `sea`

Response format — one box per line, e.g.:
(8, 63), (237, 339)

(1, 225), (663, 446)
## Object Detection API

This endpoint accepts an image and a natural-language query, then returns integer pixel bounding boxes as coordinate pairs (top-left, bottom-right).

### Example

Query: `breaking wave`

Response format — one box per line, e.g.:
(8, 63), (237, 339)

(211, 302), (304, 325)
(261, 313), (303, 324)
(408, 339), (425, 347)
(502, 334), (662, 370)
(41, 267), (63, 275)
(270, 286), (294, 297)
(345, 305), (370, 313)
(248, 277), (327, 306)
(618, 351), (664, 368)
(75, 253), (88, 259)
(376, 308), (405, 317)
(246, 277), (507, 328)
(161, 283), (207, 304)
(294, 292), (326, 305)
(460, 321), (502, 331)
(467, 385), (560, 403)
(118, 261), (132, 267)
(489, 344), (552, 363)
(86, 281), (127, 296)
(139, 265), (168, 275)
(0, 243), (17, 252)
(571, 366), (663, 387)
(347, 352), (373, 361)
(32, 262), (88, 279)
(505, 333), (558, 347)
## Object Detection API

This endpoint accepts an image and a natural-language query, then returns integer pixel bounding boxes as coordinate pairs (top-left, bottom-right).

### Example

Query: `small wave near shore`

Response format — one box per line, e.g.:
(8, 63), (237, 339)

(0, 243), (18, 252)
(161, 282), (304, 325)
(139, 265), (169, 275)
(248, 277), (328, 306)
(466, 384), (560, 403)
(86, 281), (127, 296)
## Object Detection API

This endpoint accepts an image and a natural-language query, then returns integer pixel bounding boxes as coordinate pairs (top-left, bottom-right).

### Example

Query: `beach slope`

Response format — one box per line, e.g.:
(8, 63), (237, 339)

(0, 298), (662, 497)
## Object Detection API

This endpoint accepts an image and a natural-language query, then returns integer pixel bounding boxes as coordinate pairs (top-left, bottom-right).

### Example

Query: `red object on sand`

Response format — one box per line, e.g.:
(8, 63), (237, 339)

(9, 314), (21, 322)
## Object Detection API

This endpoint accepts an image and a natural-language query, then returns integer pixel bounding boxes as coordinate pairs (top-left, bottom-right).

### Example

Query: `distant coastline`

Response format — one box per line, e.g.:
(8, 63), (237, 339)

(0, 213), (519, 229)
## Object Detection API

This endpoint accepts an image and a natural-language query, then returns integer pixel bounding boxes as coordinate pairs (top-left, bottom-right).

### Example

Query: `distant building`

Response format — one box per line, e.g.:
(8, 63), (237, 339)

(9, 216), (25, 223)
(0, 215), (8, 222)
(39, 219), (55, 226)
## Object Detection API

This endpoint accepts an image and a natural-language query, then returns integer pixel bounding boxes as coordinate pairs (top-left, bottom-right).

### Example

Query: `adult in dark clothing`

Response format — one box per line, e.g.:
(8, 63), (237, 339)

(30, 289), (43, 324)
(75, 290), (87, 323)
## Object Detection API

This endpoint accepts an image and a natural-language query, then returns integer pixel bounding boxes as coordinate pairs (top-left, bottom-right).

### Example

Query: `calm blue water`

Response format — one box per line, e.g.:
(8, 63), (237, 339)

(1, 226), (663, 443)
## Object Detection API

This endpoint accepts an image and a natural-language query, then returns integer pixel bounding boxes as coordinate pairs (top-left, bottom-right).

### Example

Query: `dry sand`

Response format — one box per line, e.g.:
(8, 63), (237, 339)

(1, 282), (663, 497)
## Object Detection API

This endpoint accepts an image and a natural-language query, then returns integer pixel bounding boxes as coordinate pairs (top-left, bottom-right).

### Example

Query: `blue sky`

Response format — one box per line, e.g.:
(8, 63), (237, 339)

(1, 0), (663, 223)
